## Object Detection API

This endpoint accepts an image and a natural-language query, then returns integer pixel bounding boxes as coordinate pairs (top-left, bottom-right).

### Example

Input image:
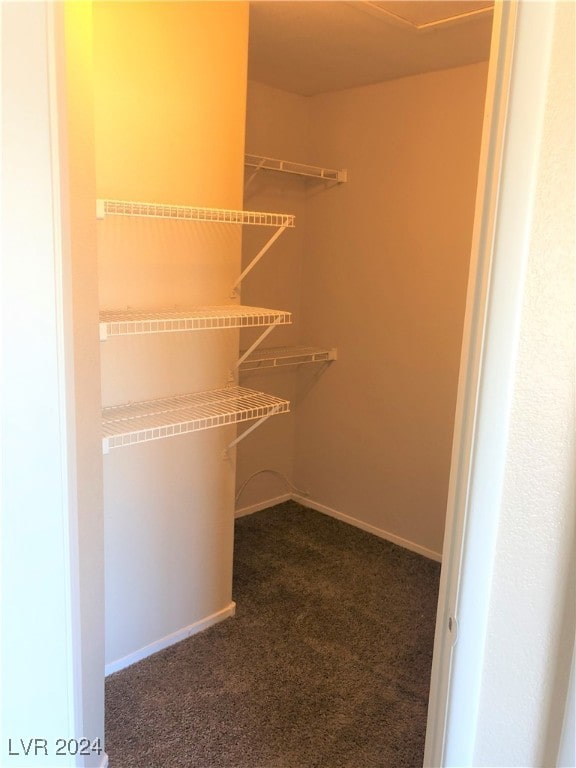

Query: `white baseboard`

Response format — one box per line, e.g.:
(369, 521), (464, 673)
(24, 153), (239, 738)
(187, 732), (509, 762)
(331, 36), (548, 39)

(292, 495), (442, 562)
(234, 492), (442, 561)
(235, 493), (292, 518)
(105, 601), (236, 676)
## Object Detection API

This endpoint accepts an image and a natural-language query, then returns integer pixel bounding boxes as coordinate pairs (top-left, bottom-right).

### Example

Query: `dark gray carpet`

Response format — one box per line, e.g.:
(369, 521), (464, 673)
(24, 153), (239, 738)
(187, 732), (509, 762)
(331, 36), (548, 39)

(105, 501), (440, 767)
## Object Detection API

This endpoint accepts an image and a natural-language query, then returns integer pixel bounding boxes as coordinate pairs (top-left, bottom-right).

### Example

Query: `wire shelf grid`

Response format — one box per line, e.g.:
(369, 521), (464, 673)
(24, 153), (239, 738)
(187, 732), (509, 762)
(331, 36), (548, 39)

(239, 345), (338, 371)
(102, 386), (290, 452)
(99, 306), (292, 339)
(245, 154), (347, 183)
(97, 199), (295, 228)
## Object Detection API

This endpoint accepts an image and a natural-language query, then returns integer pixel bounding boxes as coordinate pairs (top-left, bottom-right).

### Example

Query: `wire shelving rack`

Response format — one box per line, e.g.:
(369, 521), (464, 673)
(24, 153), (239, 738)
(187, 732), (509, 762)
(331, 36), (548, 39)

(99, 306), (292, 341)
(244, 154), (347, 184)
(96, 198), (295, 294)
(96, 199), (295, 228)
(102, 386), (290, 453)
(238, 345), (338, 371)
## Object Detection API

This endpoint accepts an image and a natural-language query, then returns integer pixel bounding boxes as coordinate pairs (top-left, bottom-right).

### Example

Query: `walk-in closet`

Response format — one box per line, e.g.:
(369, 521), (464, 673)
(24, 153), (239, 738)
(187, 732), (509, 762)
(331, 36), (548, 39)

(93, 1), (492, 763)
(5, 1), (575, 765)
(236, 3), (491, 545)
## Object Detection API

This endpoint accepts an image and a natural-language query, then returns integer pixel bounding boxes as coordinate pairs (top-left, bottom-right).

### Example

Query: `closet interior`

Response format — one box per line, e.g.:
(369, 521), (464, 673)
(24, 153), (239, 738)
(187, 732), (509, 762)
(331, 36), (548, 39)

(95, 1), (492, 676)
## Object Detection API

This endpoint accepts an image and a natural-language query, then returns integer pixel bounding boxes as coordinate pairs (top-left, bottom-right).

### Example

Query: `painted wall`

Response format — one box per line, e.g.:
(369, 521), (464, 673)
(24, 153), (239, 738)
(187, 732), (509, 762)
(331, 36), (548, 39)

(236, 82), (310, 512)
(93, 1), (249, 670)
(296, 63), (488, 558)
(473, 2), (575, 764)
(239, 64), (487, 557)
(1, 2), (104, 764)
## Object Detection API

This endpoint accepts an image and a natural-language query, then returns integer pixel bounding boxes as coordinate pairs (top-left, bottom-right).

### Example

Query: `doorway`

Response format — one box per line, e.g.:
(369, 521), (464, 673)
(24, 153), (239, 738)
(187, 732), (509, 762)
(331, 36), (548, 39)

(13, 4), (568, 768)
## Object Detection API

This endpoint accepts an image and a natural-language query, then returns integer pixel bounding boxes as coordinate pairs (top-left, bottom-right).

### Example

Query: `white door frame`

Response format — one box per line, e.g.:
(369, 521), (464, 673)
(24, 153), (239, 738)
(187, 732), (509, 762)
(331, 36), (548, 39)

(1, 2), (85, 764)
(424, 1), (558, 764)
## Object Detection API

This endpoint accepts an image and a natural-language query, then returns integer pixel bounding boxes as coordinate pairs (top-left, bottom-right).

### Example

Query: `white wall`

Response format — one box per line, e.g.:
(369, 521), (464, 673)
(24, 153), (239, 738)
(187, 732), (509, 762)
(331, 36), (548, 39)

(296, 63), (488, 559)
(236, 82), (310, 512)
(239, 64), (488, 559)
(1, 3), (104, 765)
(93, 1), (249, 671)
(473, 2), (575, 764)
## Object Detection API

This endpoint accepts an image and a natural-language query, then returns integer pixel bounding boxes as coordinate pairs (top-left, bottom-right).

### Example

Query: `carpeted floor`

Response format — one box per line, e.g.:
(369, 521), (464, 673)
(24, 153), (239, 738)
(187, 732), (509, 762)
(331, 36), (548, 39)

(105, 501), (441, 767)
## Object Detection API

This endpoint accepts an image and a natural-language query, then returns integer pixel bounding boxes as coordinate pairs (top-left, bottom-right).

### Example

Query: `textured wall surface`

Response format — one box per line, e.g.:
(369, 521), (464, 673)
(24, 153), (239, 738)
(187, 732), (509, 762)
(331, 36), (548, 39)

(236, 82), (310, 512)
(296, 63), (488, 557)
(1, 3), (104, 764)
(239, 66), (488, 558)
(94, 1), (249, 669)
(474, 2), (575, 764)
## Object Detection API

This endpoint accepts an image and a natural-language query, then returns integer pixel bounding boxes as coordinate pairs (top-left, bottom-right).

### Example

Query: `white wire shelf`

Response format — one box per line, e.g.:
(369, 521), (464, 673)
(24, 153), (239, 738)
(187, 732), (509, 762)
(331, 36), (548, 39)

(99, 306), (292, 340)
(102, 386), (290, 453)
(238, 345), (338, 371)
(96, 199), (295, 228)
(245, 154), (347, 183)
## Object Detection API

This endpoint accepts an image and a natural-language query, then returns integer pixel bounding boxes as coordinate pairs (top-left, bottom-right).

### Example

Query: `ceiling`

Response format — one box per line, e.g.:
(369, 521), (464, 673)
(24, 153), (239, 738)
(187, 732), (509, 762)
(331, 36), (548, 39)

(248, 1), (494, 96)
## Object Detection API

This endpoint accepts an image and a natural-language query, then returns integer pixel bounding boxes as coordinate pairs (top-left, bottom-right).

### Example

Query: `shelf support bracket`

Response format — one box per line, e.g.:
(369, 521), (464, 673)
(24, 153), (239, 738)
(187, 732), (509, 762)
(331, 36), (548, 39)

(234, 319), (282, 370)
(244, 157), (267, 193)
(223, 406), (281, 458)
(230, 226), (287, 297)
